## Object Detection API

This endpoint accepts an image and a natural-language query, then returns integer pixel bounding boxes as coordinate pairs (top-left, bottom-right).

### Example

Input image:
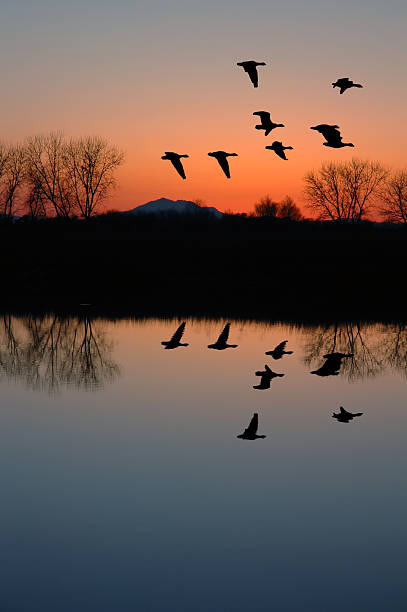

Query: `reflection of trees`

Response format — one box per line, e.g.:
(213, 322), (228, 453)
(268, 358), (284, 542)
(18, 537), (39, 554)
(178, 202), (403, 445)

(302, 322), (407, 381)
(0, 315), (120, 392)
(378, 324), (407, 378)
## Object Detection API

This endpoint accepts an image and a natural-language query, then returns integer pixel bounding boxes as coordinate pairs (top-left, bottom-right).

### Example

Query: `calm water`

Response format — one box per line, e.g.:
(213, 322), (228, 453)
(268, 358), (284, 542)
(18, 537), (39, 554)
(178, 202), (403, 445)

(0, 315), (406, 612)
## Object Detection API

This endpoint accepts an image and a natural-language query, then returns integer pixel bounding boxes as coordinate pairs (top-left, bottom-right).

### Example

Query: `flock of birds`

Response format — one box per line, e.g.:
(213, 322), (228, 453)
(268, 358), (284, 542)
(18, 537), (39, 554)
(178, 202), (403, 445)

(162, 322), (363, 439)
(161, 62), (363, 179)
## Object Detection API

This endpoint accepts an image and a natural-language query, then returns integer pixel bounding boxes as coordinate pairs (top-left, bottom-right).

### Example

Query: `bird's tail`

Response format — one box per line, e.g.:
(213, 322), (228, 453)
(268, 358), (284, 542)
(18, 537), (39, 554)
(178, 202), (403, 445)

(355, 84), (363, 88)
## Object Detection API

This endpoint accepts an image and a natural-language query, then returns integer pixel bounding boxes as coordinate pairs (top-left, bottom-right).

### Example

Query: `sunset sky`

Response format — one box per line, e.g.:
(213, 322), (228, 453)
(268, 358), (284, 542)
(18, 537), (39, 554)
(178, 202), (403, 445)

(1, 0), (406, 213)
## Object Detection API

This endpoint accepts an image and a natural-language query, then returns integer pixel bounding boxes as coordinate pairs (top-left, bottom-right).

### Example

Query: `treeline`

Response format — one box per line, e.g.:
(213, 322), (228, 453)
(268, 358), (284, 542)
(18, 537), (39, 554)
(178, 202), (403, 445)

(0, 132), (124, 219)
(252, 159), (407, 223)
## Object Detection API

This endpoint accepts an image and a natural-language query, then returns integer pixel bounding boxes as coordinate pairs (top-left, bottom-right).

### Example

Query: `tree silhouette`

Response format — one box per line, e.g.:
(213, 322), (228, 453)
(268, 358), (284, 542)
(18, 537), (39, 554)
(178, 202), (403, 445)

(380, 170), (407, 223)
(0, 142), (26, 217)
(254, 194), (302, 220)
(304, 159), (388, 221)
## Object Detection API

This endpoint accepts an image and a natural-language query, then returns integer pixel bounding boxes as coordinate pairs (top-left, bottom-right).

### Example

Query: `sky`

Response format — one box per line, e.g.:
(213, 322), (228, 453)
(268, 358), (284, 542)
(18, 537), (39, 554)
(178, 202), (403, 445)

(0, 0), (406, 213)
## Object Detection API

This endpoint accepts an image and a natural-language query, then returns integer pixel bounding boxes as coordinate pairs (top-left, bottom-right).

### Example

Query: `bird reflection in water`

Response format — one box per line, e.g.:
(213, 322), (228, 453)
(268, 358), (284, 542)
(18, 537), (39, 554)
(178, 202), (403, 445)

(253, 365), (284, 389)
(237, 413), (266, 440)
(332, 406), (363, 423)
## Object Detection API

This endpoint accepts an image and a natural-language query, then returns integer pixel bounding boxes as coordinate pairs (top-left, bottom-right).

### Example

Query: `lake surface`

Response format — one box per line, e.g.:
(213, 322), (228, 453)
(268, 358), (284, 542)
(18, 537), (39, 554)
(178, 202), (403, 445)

(0, 315), (406, 612)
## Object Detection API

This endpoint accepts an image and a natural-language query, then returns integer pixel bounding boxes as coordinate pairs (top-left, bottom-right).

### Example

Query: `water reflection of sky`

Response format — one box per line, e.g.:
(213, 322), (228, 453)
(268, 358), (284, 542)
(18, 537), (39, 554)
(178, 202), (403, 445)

(0, 316), (406, 611)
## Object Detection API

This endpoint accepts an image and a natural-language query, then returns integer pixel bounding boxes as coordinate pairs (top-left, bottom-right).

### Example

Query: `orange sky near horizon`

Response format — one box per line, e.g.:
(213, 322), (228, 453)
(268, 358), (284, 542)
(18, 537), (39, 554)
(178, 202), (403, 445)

(1, 0), (406, 215)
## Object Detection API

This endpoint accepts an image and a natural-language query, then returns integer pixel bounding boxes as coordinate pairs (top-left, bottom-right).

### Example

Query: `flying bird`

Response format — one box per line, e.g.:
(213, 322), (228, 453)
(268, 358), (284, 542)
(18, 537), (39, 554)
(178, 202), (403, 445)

(208, 323), (238, 350)
(311, 352), (353, 376)
(161, 322), (189, 349)
(266, 340), (293, 360)
(332, 406), (363, 423)
(265, 141), (293, 160)
(332, 77), (363, 95)
(236, 61), (266, 88)
(253, 111), (284, 136)
(237, 413), (266, 440)
(253, 364), (284, 390)
(207, 151), (238, 179)
(161, 152), (189, 179)
(310, 125), (354, 148)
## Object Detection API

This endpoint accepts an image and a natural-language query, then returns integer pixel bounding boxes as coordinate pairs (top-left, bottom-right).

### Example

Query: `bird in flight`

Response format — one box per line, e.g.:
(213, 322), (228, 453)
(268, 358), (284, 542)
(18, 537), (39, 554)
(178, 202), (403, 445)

(332, 77), (363, 95)
(161, 322), (189, 349)
(265, 141), (293, 160)
(253, 364), (284, 390)
(208, 323), (238, 350)
(266, 340), (293, 360)
(208, 151), (238, 179)
(237, 61), (266, 88)
(310, 124), (354, 148)
(332, 406), (363, 423)
(161, 152), (189, 179)
(237, 413), (266, 440)
(253, 111), (285, 136)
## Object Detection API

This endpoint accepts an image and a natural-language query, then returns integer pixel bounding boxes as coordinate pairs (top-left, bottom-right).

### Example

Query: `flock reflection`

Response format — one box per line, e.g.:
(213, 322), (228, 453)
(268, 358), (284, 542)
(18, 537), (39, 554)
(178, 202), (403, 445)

(1, 316), (407, 397)
(0, 314), (119, 392)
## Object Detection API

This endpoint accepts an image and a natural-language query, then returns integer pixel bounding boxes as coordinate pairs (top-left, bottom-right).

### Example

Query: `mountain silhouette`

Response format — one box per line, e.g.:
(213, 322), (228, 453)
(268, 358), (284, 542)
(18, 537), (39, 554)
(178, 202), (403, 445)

(123, 198), (224, 218)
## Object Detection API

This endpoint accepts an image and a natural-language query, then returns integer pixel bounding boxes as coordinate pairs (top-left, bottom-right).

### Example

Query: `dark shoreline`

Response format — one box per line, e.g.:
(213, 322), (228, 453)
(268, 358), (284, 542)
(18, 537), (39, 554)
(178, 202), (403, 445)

(1, 213), (406, 322)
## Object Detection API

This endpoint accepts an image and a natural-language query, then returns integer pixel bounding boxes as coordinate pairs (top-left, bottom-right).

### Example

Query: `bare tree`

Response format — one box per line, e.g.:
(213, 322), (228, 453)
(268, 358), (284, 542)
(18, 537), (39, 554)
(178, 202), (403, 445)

(0, 142), (26, 217)
(380, 170), (407, 223)
(25, 132), (75, 218)
(304, 159), (388, 221)
(254, 194), (302, 220)
(64, 136), (124, 219)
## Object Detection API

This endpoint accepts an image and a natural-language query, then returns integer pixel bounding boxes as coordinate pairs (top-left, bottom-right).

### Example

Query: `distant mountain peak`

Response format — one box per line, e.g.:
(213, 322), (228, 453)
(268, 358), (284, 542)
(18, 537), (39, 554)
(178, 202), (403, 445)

(123, 198), (224, 218)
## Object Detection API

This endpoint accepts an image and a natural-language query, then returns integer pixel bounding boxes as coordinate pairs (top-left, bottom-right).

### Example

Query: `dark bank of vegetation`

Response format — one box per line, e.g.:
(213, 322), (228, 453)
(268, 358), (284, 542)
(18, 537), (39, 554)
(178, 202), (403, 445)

(0, 134), (407, 319)
(1, 209), (407, 320)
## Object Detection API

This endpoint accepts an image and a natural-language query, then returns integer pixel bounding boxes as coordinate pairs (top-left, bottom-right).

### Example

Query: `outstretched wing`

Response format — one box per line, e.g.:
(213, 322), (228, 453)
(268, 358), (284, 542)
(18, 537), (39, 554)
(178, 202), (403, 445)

(274, 340), (288, 352)
(170, 157), (186, 179)
(170, 322), (186, 343)
(339, 85), (349, 94)
(216, 156), (231, 178)
(245, 413), (259, 435)
(217, 323), (230, 343)
(246, 65), (259, 87)
(318, 126), (342, 141)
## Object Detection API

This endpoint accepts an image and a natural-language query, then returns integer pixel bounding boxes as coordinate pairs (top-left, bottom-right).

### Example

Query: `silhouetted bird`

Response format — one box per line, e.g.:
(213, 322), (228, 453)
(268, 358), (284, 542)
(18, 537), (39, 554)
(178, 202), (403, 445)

(237, 413), (266, 439)
(161, 152), (189, 179)
(310, 125), (354, 148)
(253, 364), (284, 390)
(161, 322), (189, 349)
(311, 352), (353, 376)
(208, 323), (238, 350)
(332, 77), (363, 94)
(236, 61), (266, 88)
(332, 406), (363, 423)
(253, 111), (284, 136)
(208, 151), (238, 179)
(265, 141), (293, 160)
(266, 340), (293, 360)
